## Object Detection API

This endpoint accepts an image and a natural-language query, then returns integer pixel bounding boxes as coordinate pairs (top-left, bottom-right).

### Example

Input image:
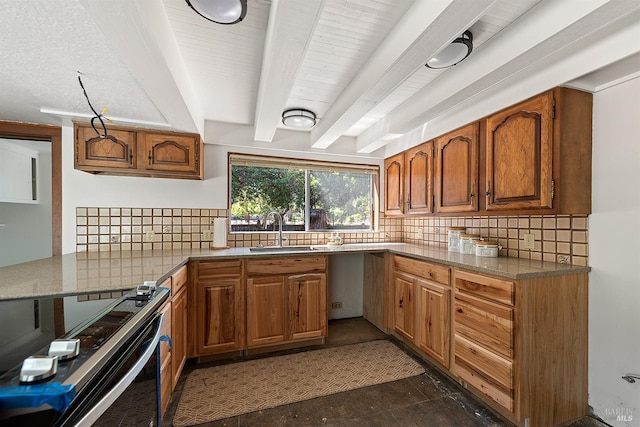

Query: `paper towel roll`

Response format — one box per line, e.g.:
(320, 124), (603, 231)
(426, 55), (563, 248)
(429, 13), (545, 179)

(212, 217), (228, 248)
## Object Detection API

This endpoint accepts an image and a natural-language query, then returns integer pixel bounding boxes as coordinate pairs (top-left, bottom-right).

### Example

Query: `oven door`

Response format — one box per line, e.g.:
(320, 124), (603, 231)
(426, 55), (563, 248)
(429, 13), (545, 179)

(57, 311), (165, 427)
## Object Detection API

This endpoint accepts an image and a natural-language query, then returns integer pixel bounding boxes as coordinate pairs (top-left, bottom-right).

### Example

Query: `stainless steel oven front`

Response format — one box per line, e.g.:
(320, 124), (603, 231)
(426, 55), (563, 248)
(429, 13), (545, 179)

(0, 286), (169, 426)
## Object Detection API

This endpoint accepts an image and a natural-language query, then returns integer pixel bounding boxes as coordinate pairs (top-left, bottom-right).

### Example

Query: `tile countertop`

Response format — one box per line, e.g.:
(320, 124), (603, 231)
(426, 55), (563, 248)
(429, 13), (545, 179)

(0, 243), (590, 301)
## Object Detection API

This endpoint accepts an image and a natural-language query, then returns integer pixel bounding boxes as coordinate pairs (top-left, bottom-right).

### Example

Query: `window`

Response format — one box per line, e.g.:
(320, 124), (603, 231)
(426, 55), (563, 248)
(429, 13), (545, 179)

(229, 154), (379, 232)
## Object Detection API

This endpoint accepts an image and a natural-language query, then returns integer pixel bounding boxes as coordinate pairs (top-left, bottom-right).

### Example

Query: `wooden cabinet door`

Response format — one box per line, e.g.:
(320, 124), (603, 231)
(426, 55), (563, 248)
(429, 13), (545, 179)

(196, 277), (244, 354)
(485, 92), (554, 211)
(405, 141), (434, 215)
(415, 279), (450, 368)
(384, 153), (404, 216)
(393, 272), (414, 341)
(171, 287), (187, 388)
(144, 133), (201, 175)
(75, 125), (136, 170)
(247, 276), (287, 347)
(158, 300), (172, 416)
(287, 273), (327, 341)
(434, 123), (478, 213)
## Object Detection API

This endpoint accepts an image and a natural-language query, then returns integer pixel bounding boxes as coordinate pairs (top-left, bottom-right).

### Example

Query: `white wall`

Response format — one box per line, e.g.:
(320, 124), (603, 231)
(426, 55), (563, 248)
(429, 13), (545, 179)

(0, 147), (52, 266)
(589, 77), (640, 425)
(328, 254), (364, 320)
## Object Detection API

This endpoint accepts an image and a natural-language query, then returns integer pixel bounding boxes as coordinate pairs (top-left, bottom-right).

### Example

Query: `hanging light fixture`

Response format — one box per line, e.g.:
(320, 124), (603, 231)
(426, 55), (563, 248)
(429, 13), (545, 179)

(282, 109), (317, 129)
(185, 0), (247, 25)
(425, 30), (473, 69)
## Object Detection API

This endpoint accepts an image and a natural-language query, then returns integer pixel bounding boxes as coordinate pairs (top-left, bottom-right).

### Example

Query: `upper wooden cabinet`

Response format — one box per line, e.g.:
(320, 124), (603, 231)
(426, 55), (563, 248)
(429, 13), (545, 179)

(384, 142), (434, 217)
(75, 126), (137, 170)
(434, 122), (479, 213)
(384, 153), (404, 216)
(485, 92), (554, 211)
(405, 141), (434, 215)
(74, 122), (204, 179)
(485, 88), (591, 214)
(383, 87), (592, 216)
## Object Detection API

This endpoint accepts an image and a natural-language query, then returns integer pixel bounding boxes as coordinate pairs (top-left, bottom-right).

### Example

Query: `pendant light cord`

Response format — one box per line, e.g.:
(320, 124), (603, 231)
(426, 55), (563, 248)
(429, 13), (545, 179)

(77, 73), (108, 138)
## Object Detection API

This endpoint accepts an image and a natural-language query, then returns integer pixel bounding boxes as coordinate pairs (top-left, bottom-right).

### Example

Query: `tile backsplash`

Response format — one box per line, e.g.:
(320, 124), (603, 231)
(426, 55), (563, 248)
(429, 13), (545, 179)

(75, 207), (401, 253)
(75, 208), (588, 265)
(402, 214), (588, 266)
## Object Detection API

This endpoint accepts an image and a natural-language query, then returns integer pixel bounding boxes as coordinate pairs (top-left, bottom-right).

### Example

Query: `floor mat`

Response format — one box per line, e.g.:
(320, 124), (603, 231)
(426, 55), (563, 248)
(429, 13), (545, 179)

(172, 340), (425, 426)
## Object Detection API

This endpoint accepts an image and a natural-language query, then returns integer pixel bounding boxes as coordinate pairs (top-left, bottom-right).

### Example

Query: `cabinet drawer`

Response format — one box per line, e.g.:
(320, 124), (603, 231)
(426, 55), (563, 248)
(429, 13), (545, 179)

(247, 256), (326, 276)
(454, 334), (514, 413)
(394, 256), (450, 285)
(454, 293), (513, 358)
(197, 259), (242, 278)
(454, 269), (514, 306)
(171, 264), (187, 294)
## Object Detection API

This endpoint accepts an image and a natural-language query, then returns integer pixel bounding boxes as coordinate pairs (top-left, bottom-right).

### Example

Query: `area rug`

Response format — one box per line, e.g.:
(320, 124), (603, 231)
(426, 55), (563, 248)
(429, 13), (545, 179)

(172, 340), (425, 426)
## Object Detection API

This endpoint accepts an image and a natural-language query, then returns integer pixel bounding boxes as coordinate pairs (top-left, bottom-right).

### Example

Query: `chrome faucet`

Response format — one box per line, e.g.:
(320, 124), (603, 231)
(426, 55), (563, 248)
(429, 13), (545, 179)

(266, 211), (284, 247)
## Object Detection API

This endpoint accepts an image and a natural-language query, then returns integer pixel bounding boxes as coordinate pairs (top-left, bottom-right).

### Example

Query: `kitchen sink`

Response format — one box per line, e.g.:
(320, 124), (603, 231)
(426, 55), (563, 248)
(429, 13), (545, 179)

(249, 246), (318, 253)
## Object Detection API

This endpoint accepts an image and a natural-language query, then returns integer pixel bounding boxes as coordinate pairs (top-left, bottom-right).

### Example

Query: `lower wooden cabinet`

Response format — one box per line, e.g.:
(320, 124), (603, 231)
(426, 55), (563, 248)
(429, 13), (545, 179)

(451, 269), (588, 427)
(392, 256), (451, 369)
(287, 273), (327, 341)
(246, 256), (328, 349)
(246, 275), (287, 347)
(388, 256), (587, 427)
(190, 256), (327, 356)
(171, 286), (187, 387)
(415, 279), (450, 368)
(191, 260), (244, 356)
(158, 280), (173, 417)
(393, 272), (415, 341)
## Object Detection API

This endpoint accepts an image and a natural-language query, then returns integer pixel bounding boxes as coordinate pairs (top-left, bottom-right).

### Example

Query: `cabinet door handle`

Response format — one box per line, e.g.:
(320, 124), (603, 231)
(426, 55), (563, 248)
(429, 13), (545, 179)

(398, 297), (403, 308)
(486, 180), (491, 197)
(129, 150), (133, 164)
(470, 182), (475, 198)
(148, 151), (152, 165)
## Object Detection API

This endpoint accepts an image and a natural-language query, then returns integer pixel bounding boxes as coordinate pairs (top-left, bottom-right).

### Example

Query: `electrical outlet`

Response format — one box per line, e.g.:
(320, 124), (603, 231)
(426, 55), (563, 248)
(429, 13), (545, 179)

(110, 235), (120, 243)
(523, 233), (535, 250)
(202, 229), (213, 241)
(331, 302), (342, 309)
(416, 228), (424, 239)
(144, 230), (155, 242)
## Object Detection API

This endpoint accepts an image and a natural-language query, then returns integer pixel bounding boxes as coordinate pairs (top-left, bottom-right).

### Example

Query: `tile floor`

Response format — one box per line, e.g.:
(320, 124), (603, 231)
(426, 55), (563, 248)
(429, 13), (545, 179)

(164, 318), (608, 427)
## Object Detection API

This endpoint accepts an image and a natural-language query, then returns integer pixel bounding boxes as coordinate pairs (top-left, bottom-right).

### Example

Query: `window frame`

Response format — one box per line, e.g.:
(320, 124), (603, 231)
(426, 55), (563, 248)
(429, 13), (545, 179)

(228, 153), (380, 233)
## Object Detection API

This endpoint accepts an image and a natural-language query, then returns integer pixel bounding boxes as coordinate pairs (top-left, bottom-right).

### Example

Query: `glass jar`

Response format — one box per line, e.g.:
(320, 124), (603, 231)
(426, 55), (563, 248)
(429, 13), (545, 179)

(475, 240), (500, 257)
(328, 232), (342, 246)
(459, 234), (480, 254)
(447, 227), (466, 252)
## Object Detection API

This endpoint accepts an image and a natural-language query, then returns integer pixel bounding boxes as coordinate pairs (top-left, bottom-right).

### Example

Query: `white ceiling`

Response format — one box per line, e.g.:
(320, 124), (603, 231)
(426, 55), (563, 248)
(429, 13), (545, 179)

(0, 0), (638, 159)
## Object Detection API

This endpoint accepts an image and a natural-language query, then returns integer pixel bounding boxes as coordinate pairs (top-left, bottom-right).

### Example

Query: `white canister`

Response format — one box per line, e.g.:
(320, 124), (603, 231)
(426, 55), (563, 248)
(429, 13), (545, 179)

(459, 234), (480, 254)
(447, 227), (466, 252)
(475, 240), (500, 257)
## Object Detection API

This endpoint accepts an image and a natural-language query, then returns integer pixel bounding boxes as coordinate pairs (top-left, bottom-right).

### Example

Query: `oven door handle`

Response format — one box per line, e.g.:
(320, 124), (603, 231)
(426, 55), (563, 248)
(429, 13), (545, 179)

(73, 312), (165, 427)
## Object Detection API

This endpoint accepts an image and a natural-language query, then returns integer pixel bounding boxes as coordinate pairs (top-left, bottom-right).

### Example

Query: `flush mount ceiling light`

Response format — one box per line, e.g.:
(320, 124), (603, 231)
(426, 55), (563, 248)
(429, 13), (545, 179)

(425, 30), (473, 69)
(282, 109), (317, 129)
(185, 0), (247, 25)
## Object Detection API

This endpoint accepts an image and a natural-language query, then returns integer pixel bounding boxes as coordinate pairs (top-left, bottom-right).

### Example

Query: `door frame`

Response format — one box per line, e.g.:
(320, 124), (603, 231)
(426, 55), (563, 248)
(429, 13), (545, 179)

(0, 121), (62, 256)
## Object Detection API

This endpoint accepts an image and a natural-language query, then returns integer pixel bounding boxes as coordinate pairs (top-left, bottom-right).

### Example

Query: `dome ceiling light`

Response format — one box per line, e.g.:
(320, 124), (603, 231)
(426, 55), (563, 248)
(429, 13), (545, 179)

(425, 30), (473, 69)
(282, 109), (317, 129)
(185, 0), (247, 25)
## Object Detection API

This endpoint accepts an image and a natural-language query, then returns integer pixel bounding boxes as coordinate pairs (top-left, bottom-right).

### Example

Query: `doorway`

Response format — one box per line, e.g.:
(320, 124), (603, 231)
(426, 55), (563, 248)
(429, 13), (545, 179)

(0, 121), (61, 261)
